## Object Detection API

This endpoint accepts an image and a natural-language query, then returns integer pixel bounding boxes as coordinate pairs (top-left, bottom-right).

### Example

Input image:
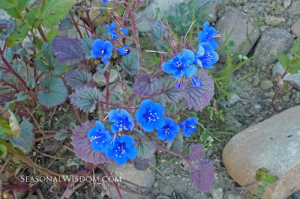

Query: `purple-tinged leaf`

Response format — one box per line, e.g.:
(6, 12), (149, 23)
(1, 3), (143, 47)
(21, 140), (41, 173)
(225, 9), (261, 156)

(183, 69), (214, 111)
(70, 86), (102, 113)
(72, 120), (112, 164)
(160, 76), (184, 103)
(52, 36), (83, 63)
(183, 144), (214, 192)
(64, 69), (92, 89)
(133, 157), (154, 171)
(133, 74), (163, 96)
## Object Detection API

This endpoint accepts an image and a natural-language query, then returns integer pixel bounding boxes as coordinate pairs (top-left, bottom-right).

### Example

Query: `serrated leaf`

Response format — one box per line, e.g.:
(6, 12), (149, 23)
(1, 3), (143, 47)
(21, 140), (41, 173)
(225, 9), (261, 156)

(54, 130), (67, 141)
(59, 17), (74, 30)
(172, 133), (183, 153)
(151, 21), (168, 44)
(72, 120), (112, 164)
(289, 65), (300, 74)
(0, 0), (16, 10)
(183, 69), (214, 112)
(96, 63), (109, 74)
(81, 37), (93, 59)
(159, 76), (184, 104)
(258, 185), (265, 196)
(110, 91), (124, 103)
(3, 48), (12, 62)
(133, 74), (163, 96)
(26, 77), (36, 88)
(0, 144), (7, 158)
(135, 136), (156, 159)
(183, 144), (214, 192)
(46, 28), (58, 41)
(38, 76), (68, 108)
(40, 0), (77, 28)
(64, 69), (92, 89)
(265, 174), (278, 184)
(0, 20), (15, 40)
(52, 36), (83, 63)
(26, 8), (38, 27)
(9, 118), (34, 152)
(120, 51), (139, 75)
(70, 86), (102, 112)
(291, 58), (300, 68)
(278, 54), (290, 69)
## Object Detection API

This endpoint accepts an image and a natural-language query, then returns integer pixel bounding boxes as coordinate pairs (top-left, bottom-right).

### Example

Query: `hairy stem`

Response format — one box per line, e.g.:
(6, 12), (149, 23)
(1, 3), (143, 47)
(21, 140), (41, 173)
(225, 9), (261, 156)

(37, 25), (48, 42)
(69, 11), (83, 39)
(156, 145), (185, 159)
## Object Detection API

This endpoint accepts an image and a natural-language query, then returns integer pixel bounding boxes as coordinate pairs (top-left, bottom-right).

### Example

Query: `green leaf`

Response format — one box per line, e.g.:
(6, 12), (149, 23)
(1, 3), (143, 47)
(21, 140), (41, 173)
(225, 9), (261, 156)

(36, 109), (45, 116)
(258, 185), (265, 196)
(54, 130), (67, 141)
(46, 28), (58, 41)
(12, 64), (21, 72)
(96, 63), (109, 74)
(16, 0), (31, 11)
(81, 37), (93, 59)
(0, 70), (2, 81)
(110, 91), (124, 103)
(17, 92), (26, 101)
(289, 65), (300, 74)
(0, 126), (3, 135)
(0, 110), (20, 138)
(59, 17), (74, 30)
(278, 54), (290, 69)
(229, 40), (234, 47)
(26, 77), (36, 88)
(265, 174), (278, 184)
(0, 144), (7, 158)
(291, 38), (300, 57)
(0, 20), (16, 40)
(40, 0), (77, 28)
(67, 158), (79, 166)
(38, 76), (68, 108)
(9, 118), (34, 152)
(26, 7), (38, 27)
(120, 51), (139, 75)
(3, 48), (12, 62)
(135, 137), (156, 159)
(0, 0), (16, 10)
(291, 58), (300, 68)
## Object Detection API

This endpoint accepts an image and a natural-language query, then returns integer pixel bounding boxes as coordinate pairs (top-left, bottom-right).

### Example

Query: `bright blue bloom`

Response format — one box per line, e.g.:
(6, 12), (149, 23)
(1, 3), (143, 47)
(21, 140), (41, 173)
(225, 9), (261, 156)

(162, 49), (197, 78)
(135, 99), (165, 132)
(106, 135), (137, 165)
(91, 39), (113, 64)
(107, 22), (129, 40)
(88, 121), (112, 153)
(116, 46), (130, 55)
(191, 76), (202, 88)
(108, 109), (134, 134)
(198, 21), (218, 50)
(179, 117), (198, 137)
(103, 0), (108, 5)
(195, 42), (219, 69)
(157, 118), (180, 141)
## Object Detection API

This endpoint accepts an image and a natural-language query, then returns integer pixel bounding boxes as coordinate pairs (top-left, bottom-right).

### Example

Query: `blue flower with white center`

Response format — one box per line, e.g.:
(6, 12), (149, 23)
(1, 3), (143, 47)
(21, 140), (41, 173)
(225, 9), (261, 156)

(135, 99), (165, 132)
(198, 21), (218, 50)
(91, 39), (113, 64)
(106, 135), (137, 165)
(195, 42), (219, 69)
(108, 109), (134, 134)
(157, 118), (180, 141)
(88, 121), (112, 153)
(106, 22), (129, 40)
(103, 0), (108, 5)
(179, 117), (198, 137)
(116, 46), (130, 55)
(162, 49), (197, 78)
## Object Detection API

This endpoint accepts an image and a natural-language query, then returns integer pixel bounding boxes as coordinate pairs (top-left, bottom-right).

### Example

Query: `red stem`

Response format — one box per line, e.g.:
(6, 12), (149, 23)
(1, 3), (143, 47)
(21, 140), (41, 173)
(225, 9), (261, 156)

(156, 145), (185, 159)
(105, 69), (110, 109)
(73, 106), (83, 125)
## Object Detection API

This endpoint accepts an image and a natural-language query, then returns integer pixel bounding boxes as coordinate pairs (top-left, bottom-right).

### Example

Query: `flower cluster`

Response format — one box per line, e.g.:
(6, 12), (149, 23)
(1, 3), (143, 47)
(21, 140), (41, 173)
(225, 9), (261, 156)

(162, 21), (219, 89)
(88, 100), (198, 165)
(90, 23), (129, 64)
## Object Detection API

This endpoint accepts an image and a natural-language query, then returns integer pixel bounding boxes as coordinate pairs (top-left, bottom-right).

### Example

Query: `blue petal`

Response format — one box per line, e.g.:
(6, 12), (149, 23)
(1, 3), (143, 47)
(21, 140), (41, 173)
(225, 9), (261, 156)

(191, 76), (202, 88)
(183, 130), (191, 137)
(165, 132), (176, 141)
(121, 28), (128, 36)
(141, 121), (154, 132)
(200, 42), (214, 53)
(87, 128), (100, 140)
(153, 116), (165, 130)
(170, 123), (180, 134)
(198, 32), (207, 43)
(108, 110), (122, 122)
(104, 41), (113, 56)
(209, 39), (218, 50)
(95, 121), (105, 132)
(140, 99), (154, 109)
(91, 49), (100, 58)
(102, 56), (109, 64)
(172, 70), (185, 78)
(120, 135), (135, 147)
(114, 155), (128, 165)
(182, 49), (195, 64)
(157, 129), (166, 140)
(162, 62), (177, 74)
(93, 39), (104, 49)
(152, 103), (165, 116)
(203, 21), (210, 33)
(111, 123), (119, 134)
(212, 51), (219, 63)
(187, 117), (198, 125)
(91, 139), (103, 151)
(103, 0), (108, 5)
(135, 109), (144, 123)
(183, 64), (197, 77)
(126, 146), (137, 159)
(196, 45), (205, 57)
(106, 146), (116, 158)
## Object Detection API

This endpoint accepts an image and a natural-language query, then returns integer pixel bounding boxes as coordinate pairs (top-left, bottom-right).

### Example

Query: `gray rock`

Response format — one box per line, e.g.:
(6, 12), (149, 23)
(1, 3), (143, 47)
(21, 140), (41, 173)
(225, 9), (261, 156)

(228, 93), (241, 105)
(136, 0), (189, 32)
(58, 165), (66, 174)
(156, 196), (170, 199)
(104, 159), (156, 199)
(284, 0), (292, 8)
(260, 80), (273, 91)
(0, 9), (10, 20)
(215, 7), (261, 63)
(264, 15), (285, 26)
(198, 2), (221, 23)
(223, 105), (300, 199)
(230, 0), (247, 6)
(140, 0), (151, 8)
(288, 0), (300, 16)
(292, 19), (300, 38)
(251, 28), (293, 67)
(93, 69), (119, 87)
(211, 188), (224, 199)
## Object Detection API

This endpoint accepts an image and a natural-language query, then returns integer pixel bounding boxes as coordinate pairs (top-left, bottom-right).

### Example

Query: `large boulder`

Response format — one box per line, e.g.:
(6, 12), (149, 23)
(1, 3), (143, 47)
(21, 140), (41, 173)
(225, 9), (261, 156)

(214, 7), (260, 63)
(223, 106), (300, 199)
(251, 28), (293, 67)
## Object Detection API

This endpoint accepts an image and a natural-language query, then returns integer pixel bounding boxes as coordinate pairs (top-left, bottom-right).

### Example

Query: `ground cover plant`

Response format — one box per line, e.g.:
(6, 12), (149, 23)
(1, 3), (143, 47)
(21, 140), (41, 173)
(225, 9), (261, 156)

(0, 0), (224, 197)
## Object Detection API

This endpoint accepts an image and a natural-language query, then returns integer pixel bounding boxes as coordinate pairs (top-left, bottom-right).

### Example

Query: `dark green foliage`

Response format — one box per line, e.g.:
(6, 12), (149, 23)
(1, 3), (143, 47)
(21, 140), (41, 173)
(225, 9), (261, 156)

(255, 168), (279, 196)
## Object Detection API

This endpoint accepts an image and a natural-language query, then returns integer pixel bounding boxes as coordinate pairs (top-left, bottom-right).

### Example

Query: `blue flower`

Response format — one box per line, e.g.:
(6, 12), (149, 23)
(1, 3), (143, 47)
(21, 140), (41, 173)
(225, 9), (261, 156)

(106, 22), (128, 40)
(108, 109), (134, 134)
(195, 42), (219, 69)
(88, 121), (112, 153)
(91, 39), (113, 64)
(116, 46), (130, 55)
(157, 118), (180, 141)
(135, 99), (165, 132)
(162, 49), (197, 78)
(106, 135), (137, 165)
(190, 76), (202, 88)
(179, 117), (198, 137)
(103, 0), (108, 5)
(198, 21), (218, 50)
